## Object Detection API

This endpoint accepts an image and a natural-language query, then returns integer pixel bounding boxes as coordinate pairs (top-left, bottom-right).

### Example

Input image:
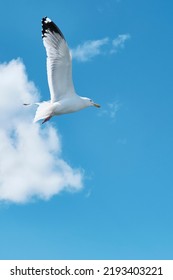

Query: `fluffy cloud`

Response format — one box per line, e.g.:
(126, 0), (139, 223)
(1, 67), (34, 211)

(71, 34), (130, 62)
(0, 59), (83, 203)
(71, 38), (109, 62)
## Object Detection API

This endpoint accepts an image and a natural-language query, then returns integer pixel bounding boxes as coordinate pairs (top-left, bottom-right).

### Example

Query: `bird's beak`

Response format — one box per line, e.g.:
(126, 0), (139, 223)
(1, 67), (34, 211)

(93, 103), (101, 108)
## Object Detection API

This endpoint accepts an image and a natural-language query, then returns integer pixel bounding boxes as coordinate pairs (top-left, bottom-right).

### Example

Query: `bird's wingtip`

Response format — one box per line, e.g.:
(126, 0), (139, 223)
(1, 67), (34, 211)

(42, 16), (51, 23)
(41, 16), (65, 40)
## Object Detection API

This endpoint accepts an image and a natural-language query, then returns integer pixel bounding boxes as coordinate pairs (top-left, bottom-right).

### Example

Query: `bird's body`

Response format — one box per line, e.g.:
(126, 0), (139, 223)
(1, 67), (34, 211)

(34, 96), (93, 123)
(53, 96), (93, 115)
(26, 17), (100, 124)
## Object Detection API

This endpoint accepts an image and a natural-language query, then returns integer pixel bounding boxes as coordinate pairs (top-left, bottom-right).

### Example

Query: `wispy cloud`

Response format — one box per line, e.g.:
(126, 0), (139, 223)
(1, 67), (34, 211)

(71, 38), (109, 62)
(71, 34), (130, 62)
(98, 101), (121, 120)
(0, 59), (83, 204)
(111, 34), (131, 53)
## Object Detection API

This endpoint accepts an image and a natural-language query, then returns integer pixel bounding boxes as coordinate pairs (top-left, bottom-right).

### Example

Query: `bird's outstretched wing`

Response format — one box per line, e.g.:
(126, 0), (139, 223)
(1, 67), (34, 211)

(42, 17), (76, 102)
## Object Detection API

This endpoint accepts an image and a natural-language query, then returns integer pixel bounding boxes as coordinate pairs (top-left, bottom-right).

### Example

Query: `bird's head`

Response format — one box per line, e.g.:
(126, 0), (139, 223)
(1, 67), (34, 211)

(82, 97), (101, 108)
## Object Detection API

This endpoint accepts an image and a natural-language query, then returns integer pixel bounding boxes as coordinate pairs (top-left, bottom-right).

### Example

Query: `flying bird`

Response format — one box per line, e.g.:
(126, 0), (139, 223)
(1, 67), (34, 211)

(25, 17), (100, 124)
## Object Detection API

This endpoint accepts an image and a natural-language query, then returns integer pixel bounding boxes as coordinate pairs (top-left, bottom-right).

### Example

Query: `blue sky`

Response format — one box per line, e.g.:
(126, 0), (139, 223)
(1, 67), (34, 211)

(0, 0), (173, 259)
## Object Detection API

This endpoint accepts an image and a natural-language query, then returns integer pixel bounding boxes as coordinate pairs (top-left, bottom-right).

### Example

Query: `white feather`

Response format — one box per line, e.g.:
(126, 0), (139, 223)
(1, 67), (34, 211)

(33, 102), (53, 123)
(42, 17), (76, 103)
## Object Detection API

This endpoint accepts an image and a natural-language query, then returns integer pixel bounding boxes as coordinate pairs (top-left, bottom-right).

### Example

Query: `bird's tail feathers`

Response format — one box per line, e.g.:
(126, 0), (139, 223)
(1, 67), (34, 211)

(33, 102), (54, 123)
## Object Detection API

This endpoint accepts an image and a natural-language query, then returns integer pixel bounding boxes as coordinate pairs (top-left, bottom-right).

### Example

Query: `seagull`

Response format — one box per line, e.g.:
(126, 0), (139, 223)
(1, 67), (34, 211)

(24, 17), (100, 124)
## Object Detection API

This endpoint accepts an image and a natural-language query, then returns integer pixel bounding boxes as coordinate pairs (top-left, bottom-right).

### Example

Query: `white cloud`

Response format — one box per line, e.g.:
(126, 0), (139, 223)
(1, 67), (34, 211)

(71, 34), (130, 62)
(111, 34), (131, 53)
(98, 101), (121, 120)
(108, 102), (120, 119)
(71, 38), (109, 62)
(0, 59), (83, 204)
